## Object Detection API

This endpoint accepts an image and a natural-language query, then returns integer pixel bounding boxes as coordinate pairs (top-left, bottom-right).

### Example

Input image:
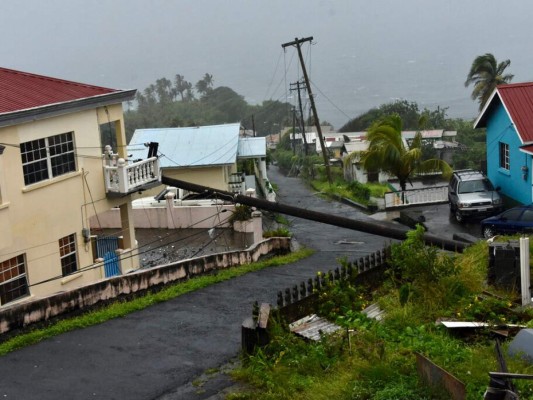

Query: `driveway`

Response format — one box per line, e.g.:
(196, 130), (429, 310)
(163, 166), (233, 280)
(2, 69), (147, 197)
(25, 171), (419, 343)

(0, 167), (459, 400)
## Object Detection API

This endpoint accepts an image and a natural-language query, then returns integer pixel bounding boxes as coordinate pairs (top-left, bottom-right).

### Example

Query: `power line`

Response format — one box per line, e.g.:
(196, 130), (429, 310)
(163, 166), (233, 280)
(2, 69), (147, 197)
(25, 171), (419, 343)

(26, 208), (234, 289)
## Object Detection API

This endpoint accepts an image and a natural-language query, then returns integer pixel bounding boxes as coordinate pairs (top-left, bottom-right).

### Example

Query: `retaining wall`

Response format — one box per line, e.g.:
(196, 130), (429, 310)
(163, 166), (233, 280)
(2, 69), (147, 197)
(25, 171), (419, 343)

(0, 237), (291, 336)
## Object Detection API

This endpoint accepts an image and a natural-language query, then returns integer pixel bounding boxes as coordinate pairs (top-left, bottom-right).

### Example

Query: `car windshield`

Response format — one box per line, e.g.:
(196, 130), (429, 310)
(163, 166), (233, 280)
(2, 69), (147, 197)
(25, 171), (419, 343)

(458, 179), (494, 194)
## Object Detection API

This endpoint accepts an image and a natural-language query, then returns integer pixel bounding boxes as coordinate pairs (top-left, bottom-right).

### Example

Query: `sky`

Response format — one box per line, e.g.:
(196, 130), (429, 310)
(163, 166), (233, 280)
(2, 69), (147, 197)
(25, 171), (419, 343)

(2, 0), (533, 129)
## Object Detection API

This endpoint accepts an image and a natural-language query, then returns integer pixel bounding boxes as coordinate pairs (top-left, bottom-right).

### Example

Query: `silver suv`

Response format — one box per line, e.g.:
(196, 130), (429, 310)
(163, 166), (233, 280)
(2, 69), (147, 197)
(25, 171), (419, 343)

(448, 169), (502, 222)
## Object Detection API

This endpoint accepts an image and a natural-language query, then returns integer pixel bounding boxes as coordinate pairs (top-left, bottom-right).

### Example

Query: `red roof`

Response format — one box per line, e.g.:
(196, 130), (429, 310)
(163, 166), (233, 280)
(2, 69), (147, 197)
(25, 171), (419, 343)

(476, 82), (533, 143)
(0, 67), (119, 114)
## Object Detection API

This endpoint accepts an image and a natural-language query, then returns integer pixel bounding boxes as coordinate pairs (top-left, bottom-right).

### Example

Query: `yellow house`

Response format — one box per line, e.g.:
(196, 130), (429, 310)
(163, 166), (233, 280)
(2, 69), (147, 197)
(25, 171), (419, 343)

(0, 67), (159, 306)
(128, 124), (271, 198)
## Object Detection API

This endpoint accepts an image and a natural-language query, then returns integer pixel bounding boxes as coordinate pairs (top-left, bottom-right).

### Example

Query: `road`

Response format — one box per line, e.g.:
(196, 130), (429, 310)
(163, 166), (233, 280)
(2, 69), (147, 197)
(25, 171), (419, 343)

(0, 167), (418, 400)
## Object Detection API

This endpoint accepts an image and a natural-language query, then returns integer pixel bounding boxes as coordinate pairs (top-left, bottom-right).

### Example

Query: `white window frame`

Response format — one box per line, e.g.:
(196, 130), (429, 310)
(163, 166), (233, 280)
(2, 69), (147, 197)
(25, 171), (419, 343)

(499, 142), (510, 170)
(0, 254), (29, 305)
(20, 132), (76, 186)
(59, 233), (78, 277)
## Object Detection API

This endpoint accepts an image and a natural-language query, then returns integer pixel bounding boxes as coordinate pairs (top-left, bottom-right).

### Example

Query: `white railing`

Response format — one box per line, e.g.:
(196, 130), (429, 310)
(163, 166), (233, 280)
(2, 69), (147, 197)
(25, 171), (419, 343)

(384, 185), (448, 209)
(104, 156), (160, 194)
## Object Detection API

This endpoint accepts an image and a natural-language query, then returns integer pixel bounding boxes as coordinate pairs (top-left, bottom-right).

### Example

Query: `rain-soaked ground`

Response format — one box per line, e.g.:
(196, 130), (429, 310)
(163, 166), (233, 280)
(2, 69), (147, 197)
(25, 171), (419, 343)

(96, 227), (255, 269)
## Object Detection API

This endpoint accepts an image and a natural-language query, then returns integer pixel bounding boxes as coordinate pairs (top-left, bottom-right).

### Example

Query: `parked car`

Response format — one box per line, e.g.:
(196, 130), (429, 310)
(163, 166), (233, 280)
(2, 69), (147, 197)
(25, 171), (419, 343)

(481, 204), (533, 238)
(448, 169), (503, 222)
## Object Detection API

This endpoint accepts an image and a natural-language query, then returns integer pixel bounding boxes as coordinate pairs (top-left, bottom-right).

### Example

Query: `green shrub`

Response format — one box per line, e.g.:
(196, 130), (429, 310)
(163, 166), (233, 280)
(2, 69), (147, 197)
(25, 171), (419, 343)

(229, 205), (252, 223)
(263, 228), (291, 238)
(347, 181), (371, 201)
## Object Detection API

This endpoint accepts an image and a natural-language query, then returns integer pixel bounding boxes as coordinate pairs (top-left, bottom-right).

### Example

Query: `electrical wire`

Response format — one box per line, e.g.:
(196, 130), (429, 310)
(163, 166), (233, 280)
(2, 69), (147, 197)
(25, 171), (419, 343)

(25, 207), (234, 289)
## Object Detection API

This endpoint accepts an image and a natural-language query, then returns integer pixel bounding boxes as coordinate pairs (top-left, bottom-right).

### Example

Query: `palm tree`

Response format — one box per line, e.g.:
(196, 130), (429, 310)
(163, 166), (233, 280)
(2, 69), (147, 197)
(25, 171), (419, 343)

(465, 53), (514, 111)
(359, 114), (452, 191)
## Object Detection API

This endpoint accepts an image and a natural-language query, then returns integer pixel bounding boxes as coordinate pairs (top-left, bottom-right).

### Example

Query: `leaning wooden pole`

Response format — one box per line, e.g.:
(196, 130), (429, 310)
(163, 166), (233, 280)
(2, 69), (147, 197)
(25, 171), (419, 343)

(161, 175), (467, 252)
(282, 36), (332, 185)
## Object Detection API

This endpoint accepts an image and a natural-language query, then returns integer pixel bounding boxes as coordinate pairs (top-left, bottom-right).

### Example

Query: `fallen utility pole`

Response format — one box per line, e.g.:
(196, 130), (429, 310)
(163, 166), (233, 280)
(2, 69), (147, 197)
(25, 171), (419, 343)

(282, 36), (332, 185)
(161, 175), (467, 252)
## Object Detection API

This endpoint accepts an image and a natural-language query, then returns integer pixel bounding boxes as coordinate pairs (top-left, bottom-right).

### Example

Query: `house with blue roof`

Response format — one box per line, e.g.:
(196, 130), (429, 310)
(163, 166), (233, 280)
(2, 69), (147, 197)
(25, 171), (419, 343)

(128, 123), (273, 200)
(474, 82), (533, 205)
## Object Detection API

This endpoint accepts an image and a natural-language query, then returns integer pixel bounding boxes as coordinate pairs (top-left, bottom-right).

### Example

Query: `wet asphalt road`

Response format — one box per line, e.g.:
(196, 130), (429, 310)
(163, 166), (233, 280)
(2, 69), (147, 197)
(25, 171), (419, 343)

(0, 166), (476, 400)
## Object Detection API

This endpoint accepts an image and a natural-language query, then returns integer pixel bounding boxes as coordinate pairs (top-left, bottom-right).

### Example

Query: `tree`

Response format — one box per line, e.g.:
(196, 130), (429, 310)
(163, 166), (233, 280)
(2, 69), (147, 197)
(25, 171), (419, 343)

(195, 73), (214, 97)
(339, 100), (447, 132)
(174, 74), (194, 102)
(465, 53), (514, 111)
(360, 114), (452, 191)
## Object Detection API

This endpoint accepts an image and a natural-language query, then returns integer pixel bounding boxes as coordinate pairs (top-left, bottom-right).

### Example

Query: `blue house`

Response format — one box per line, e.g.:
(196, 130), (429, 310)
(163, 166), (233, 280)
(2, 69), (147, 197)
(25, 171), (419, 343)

(474, 82), (533, 205)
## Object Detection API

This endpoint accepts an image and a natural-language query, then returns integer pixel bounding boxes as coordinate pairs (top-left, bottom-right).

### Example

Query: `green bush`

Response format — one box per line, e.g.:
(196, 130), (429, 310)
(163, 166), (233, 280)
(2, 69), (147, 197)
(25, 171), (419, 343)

(263, 228), (291, 238)
(229, 205), (252, 223)
(347, 181), (371, 201)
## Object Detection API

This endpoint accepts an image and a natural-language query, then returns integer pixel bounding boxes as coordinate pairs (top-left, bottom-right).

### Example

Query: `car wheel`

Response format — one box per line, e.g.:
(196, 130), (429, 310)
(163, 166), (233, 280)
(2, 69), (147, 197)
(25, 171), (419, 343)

(483, 226), (495, 239)
(455, 211), (463, 223)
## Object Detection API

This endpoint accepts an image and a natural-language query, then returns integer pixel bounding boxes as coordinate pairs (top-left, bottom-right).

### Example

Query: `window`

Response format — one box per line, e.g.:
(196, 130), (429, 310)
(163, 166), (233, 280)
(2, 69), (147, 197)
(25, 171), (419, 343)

(0, 254), (29, 305)
(20, 132), (76, 185)
(59, 233), (78, 276)
(499, 142), (509, 170)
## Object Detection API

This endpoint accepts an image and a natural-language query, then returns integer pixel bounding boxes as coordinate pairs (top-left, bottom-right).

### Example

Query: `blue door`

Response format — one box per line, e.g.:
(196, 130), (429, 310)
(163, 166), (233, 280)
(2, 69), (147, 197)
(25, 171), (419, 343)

(96, 237), (121, 277)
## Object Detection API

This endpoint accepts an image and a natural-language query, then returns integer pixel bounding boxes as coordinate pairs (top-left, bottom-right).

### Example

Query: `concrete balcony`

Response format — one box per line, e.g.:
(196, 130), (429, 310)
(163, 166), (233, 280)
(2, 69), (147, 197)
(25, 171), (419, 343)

(103, 149), (160, 196)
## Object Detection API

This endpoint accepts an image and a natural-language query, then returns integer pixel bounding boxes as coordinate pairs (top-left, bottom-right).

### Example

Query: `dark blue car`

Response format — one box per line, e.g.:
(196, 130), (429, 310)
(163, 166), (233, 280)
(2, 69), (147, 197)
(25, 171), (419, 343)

(481, 204), (533, 238)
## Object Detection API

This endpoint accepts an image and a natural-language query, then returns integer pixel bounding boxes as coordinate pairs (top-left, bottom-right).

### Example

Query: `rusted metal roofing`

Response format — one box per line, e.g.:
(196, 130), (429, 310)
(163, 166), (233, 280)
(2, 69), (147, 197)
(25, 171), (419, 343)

(475, 82), (533, 143)
(0, 67), (119, 114)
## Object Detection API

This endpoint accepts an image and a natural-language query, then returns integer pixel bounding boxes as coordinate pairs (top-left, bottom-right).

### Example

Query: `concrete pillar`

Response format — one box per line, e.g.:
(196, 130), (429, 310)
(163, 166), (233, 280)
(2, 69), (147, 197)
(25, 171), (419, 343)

(252, 211), (263, 244)
(120, 202), (136, 250)
(119, 201), (139, 271)
(260, 158), (267, 179)
(165, 191), (176, 229)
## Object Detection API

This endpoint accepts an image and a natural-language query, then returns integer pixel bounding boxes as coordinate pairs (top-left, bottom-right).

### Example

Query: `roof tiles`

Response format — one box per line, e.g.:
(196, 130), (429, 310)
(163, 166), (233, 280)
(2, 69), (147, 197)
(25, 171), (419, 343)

(0, 67), (118, 114)
(497, 82), (533, 143)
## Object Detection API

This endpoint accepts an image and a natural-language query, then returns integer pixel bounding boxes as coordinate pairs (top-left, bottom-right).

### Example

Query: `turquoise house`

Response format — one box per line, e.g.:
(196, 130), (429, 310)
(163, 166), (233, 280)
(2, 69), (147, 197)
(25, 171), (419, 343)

(474, 82), (533, 205)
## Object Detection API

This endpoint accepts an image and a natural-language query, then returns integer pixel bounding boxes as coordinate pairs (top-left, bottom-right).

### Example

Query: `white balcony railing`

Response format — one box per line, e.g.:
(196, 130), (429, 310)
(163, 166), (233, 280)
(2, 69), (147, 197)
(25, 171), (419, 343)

(103, 149), (160, 195)
(384, 185), (448, 209)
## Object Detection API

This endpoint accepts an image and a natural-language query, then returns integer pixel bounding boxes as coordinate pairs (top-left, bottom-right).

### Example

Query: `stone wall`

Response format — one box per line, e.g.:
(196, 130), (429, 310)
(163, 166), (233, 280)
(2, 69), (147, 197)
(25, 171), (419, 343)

(0, 237), (291, 336)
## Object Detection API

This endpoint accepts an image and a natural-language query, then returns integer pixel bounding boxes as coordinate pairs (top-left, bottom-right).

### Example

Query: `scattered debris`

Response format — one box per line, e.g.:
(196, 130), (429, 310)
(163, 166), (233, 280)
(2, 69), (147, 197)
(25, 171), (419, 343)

(289, 314), (342, 341)
(362, 303), (384, 321)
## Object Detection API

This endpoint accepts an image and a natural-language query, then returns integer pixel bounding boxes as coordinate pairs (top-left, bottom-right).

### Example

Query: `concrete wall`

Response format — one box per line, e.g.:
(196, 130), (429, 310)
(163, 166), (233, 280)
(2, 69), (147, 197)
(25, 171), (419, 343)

(0, 237), (291, 335)
(162, 165), (235, 192)
(90, 203), (236, 229)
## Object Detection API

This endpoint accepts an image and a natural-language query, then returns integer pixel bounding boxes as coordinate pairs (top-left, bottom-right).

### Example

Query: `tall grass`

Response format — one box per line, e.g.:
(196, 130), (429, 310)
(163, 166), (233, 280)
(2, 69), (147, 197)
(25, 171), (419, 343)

(232, 232), (533, 399)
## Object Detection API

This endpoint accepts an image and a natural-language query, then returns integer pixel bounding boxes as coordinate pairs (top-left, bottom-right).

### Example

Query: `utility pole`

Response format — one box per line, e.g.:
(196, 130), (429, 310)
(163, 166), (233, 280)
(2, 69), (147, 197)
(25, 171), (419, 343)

(251, 115), (256, 137)
(282, 36), (332, 185)
(290, 80), (308, 155)
(291, 107), (296, 155)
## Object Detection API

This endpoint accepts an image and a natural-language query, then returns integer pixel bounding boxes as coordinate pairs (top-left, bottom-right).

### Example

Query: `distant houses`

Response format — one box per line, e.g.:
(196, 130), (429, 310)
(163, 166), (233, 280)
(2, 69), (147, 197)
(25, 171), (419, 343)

(128, 123), (273, 200)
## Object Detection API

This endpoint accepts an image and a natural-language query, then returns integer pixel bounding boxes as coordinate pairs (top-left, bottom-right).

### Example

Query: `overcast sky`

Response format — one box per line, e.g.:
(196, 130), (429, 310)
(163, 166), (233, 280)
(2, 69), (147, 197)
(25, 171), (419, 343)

(2, 0), (533, 129)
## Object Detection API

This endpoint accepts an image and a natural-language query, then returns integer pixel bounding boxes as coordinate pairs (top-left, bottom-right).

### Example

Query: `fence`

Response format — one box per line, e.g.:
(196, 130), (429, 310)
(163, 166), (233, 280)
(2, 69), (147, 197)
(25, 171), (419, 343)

(276, 247), (390, 322)
(385, 185), (448, 209)
(104, 156), (160, 194)
(242, 246), (391, 352)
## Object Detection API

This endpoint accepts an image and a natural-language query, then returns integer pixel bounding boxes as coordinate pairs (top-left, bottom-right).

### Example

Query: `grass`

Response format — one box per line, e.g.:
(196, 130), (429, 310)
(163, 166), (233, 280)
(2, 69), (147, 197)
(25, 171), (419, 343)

(0, 248), (314, 356)
(311, 179), (389, 206)
(231, 229), (533, 399)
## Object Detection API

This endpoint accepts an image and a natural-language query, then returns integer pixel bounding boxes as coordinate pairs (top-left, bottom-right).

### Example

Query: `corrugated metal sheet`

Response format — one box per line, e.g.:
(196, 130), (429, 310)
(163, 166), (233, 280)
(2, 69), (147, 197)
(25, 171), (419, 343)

(498, 83), (533, 143)
(128, 123), (241, 168)
(0, 67), (119, 114)
(238, 137), (266, 158)
(288, 314), (342, 341)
